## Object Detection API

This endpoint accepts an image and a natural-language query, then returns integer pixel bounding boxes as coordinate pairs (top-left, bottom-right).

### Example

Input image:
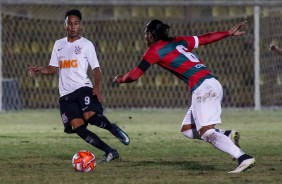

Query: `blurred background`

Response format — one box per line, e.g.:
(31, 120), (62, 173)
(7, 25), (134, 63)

(0, 0), (281, 111)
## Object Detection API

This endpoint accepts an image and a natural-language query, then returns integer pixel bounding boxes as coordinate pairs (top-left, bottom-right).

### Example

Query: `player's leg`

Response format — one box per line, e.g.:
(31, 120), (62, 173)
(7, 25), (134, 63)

(78, 87), (130, 145)
(71, 119), (120, 163)
(71, 119), (117, 154)
(83, 111), (130, 146)
(181, 107), (201, 139)
(199, 125), (255, 173)
(59, 92), (119, 162)
(192, 78), (255, 173)
(181, 107), (240, 147)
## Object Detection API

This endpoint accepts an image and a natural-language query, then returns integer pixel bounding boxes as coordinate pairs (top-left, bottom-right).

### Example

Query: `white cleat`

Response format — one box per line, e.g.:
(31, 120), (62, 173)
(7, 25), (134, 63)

(228, 157), (255, 173)
(99, 151), (120, 163)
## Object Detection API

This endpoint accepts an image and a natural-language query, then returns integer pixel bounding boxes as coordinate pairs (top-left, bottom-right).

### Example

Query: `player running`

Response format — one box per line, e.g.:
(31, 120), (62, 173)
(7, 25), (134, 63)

(113, 19), (255, 173)
(28, 9), (130, 162)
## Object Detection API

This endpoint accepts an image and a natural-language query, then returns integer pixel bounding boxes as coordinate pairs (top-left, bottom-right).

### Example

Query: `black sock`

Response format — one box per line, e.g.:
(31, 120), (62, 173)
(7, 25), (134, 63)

(238, 154), (253, 164)
(87, 114), (113, 130)
(224, 130), (232, 137)
(75, 125), (115, 153)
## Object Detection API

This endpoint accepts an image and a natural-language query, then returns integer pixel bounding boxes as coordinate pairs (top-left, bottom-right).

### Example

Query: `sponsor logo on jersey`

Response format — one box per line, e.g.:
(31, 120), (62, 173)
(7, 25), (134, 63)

(59, 59), (78, 69)
(74, 46), (82, 55)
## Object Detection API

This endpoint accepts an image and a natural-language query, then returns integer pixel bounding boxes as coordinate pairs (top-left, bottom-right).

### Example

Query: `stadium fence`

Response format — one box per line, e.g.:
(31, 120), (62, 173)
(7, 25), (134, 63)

(0, 0), (281, 110)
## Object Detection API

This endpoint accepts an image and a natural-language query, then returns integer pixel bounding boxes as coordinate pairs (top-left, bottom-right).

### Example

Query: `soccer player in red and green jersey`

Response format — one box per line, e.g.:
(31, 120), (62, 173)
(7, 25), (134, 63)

(113, 20), (255, 173)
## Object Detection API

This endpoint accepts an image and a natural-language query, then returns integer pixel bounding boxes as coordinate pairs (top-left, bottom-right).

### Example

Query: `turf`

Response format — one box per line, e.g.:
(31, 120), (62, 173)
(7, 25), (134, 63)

(0, 109), (281, 184)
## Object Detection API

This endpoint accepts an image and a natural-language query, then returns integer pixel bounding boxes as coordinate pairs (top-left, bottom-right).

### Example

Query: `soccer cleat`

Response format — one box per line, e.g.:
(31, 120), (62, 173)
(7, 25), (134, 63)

(228, 154), (255, 173)
(230, 130), (240, 148)
(110, 123), (130, 145)
(99, 151), (120, 163)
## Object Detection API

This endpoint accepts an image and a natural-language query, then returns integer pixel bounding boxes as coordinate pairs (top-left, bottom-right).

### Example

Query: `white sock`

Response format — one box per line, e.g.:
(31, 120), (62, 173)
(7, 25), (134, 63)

(201, 129), (244, 159)
(182, 129), (201, 139)
(182, 128), (228, 140)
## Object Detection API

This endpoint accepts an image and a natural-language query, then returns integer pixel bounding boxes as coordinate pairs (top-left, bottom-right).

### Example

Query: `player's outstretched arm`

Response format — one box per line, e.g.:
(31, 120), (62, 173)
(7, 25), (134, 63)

(198, 21), (247, 46)
(28, 65), (57, 77)
(113, 67), (144, 84)
(113, 59), (151, 84)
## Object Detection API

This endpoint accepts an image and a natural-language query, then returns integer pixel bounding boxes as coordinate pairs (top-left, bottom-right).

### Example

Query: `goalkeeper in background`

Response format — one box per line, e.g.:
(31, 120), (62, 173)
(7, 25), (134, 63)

(28, 9), (130, 162)
(113, 19), (255, 173)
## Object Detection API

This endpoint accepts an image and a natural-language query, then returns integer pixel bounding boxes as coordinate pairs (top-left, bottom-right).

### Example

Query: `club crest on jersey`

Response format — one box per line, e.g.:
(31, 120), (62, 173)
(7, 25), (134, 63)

(74, 46), (82, 55)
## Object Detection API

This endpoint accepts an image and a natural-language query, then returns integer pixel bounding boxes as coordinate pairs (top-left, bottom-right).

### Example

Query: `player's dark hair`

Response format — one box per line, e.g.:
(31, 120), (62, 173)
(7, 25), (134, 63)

(144, 19), (172, 42)
(65, 9), (82, 20)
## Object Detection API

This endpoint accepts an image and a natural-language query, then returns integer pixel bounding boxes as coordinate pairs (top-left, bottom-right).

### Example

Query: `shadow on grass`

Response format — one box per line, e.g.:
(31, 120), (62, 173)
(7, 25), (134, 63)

(122, 160), (216, 171)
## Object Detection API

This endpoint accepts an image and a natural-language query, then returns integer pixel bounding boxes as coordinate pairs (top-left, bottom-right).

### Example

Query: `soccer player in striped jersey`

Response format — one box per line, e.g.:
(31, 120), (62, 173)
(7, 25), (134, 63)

(113, 19), (255, 173)
(28, 9), (130, 163)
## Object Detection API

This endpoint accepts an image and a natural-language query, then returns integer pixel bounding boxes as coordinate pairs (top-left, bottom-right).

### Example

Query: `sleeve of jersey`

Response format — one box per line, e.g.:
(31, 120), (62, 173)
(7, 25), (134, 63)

(197, 31), (230, 46)
(86, 42), (100, 69)
(121, 60), (151, 83)
(49, 41), (59, 67)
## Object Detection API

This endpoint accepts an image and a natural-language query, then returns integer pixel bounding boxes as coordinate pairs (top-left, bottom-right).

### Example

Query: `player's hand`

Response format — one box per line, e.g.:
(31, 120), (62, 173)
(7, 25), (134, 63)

(229, 21), (247, 36)
(93, 85), (104, 103)
(113, 75), (124, 84)
(27, 66), (41, 77)
(270, 44), (278, 51)
(269, 40), (278, 51)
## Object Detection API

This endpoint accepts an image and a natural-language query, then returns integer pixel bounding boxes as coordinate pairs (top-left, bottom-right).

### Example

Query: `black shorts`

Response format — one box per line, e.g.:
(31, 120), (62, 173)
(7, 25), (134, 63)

(59, 87), (104, 131)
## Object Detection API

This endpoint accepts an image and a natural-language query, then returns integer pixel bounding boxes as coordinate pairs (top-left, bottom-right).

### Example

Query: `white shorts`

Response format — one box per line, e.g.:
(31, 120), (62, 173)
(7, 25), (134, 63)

(181, 78), (223, 131)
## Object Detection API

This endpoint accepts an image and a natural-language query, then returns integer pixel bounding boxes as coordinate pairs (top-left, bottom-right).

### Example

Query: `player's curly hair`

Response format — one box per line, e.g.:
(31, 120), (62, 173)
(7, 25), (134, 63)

(144, 19), (172, 42)
(65, 9), (82, 20)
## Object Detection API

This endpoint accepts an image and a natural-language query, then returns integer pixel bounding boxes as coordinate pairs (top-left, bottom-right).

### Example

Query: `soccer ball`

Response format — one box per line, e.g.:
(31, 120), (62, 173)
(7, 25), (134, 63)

(72, 150), (96, 172)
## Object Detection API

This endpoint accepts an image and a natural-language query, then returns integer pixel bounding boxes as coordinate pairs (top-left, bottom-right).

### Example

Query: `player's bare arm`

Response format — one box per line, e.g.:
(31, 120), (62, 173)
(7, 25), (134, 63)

(113, 59), (150, 84)
(113, 66), (145, 84)
(198, 21), (247, 46)
(28, 65), (57, 77)
(92, 67), (103, 102)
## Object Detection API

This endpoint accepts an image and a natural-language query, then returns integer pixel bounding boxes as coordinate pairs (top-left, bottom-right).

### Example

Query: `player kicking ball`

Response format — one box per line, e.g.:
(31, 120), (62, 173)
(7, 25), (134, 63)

(28, 9), (130, 163)
(113, 19), (255, 173)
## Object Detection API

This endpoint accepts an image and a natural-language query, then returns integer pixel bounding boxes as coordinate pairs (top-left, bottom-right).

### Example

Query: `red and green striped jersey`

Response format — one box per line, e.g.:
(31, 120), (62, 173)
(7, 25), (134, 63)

(120, 31), (230, 92)
(143, 36), (215, 91)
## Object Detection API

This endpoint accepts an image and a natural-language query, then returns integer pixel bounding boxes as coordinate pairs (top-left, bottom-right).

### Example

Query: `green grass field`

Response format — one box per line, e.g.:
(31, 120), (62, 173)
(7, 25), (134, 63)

(0, 109), (281, 184)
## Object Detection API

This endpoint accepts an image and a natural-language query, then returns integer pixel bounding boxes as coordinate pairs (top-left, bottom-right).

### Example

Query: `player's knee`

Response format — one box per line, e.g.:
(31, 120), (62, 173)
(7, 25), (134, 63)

(83, 111), (96, 121)
(73, 122), (88, 134)
(86, 114), (112, 130)
(200, 129), (216, 142)
(181, 124), (193, 132)
(70, 119), (86, 129)
(199, 125), (215, 137)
